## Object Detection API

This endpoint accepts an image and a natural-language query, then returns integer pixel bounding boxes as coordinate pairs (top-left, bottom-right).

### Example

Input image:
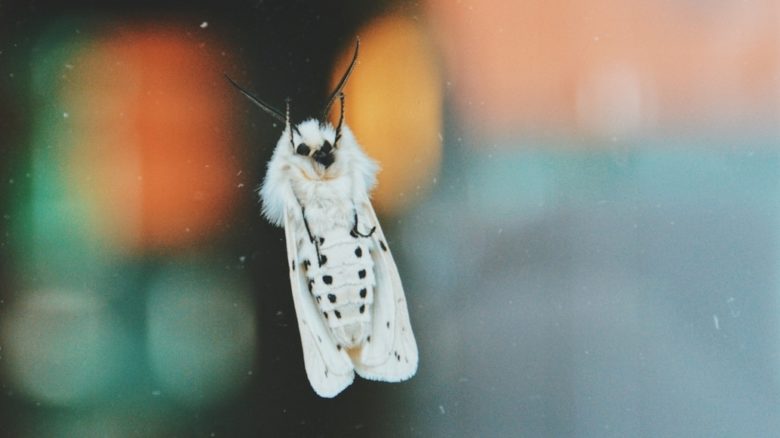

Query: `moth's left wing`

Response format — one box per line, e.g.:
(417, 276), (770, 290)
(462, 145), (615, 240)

(353, 199), (418, 381)
(284, 208), (355, 397)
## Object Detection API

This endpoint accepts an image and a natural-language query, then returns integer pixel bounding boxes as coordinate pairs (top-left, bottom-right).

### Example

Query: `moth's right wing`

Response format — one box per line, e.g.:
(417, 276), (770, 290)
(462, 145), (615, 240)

(283, 208), (355, 397)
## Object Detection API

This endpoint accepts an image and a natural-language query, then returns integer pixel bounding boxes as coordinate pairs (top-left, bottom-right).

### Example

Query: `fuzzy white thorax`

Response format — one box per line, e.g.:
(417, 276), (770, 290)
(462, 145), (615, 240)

(259, 119), (378, 231)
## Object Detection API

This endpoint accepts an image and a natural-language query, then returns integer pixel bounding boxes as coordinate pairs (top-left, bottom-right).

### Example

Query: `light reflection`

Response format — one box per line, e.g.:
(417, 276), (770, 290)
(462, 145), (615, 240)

(146, 260), (256, 407)
(331, 15), (443, 215)
(1, 290), (127, 406)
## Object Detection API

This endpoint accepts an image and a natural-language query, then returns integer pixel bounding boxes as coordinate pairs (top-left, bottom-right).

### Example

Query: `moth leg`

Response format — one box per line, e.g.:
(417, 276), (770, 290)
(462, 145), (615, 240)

(302, 207), (324, 265)
(350, 208), (376, 238)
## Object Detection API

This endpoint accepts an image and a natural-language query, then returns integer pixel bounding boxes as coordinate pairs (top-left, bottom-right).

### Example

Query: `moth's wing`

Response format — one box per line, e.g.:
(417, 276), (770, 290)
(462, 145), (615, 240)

(283, 208), (355, 397)
(354, 200), (418, 382)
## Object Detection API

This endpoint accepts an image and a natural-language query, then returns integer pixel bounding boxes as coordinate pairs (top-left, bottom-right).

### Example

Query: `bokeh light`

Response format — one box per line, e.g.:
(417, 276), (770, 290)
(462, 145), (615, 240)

(55, 26), (241, 253)
(331, 15), (443, 215)
(146, 260), (256, 408)
(1, 290), (128, 406)
(425, 0), (778, 143)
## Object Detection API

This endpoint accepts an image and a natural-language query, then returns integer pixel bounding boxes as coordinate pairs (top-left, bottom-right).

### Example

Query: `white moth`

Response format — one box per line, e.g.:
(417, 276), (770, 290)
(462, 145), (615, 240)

(227, 39), (418, 397)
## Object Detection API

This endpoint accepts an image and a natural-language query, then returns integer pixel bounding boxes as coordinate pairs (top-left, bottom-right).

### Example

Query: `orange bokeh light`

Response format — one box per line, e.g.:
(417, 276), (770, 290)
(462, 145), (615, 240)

(331, 16), (443, 215)
(62, 26), (241, 251)
(426, 0), (778, 143)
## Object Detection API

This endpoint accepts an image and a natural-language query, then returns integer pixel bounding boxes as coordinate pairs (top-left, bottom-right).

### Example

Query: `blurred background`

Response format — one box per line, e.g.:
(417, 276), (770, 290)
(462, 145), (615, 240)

(0, 0), (778, 436)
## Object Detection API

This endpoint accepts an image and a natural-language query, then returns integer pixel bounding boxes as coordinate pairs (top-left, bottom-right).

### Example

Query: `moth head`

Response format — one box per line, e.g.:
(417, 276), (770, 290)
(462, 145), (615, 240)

(225, 38), (360, 173)
(289, 118), (338, 172)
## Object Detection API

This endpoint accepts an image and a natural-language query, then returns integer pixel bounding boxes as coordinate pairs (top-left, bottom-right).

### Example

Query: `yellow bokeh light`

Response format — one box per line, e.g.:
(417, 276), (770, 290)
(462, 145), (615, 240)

(331, 16), (443, 215)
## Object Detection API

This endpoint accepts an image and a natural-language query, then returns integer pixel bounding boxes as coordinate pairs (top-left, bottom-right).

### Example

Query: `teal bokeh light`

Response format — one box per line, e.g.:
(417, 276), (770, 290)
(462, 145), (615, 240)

(146, 260), (257, 408)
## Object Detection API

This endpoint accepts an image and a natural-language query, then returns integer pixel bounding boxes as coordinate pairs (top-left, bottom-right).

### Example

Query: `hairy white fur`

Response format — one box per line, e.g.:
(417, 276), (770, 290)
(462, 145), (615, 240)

(258, 118), (418, 397)
(260, 120), (377, 228)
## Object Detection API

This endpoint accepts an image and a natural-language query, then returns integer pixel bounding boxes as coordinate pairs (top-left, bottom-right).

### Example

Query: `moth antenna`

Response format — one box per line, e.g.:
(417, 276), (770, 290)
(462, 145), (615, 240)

(286, 98), (296, 151)
(334, 92), (346, 145)
(225, 74), (286, 124)
(321, 37), (360, 120)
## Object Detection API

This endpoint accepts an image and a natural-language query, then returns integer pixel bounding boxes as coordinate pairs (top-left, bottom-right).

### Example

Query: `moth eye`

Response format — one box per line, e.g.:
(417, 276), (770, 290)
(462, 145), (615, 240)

(321, 141), (332, 153)
(296, 144), (310, 156)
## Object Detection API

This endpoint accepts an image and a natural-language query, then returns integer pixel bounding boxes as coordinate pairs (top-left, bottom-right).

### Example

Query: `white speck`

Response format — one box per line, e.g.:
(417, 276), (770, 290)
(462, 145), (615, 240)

(63, 112), (69, 118)
(713, 314), (720, 330)
(237, 183), (245, 188)
(239, 255), (246, 263)
(438, 405), (446, 415)
(152, 390), (162, 396)
(200, 21), (209, 28)
(65, 63), (74, 70)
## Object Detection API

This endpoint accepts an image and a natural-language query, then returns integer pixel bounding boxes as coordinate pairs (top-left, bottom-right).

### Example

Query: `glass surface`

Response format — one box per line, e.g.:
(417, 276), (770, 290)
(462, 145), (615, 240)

(1, 1), (778, 436)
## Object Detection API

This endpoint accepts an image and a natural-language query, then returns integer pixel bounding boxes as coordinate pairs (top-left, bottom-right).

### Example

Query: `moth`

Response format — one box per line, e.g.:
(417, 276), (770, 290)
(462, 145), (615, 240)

(227, 39), (418, 397)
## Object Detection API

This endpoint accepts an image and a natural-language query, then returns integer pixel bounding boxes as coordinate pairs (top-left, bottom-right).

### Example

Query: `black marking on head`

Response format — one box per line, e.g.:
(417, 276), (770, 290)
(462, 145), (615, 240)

(296, 143), (311, 156)
(355, 247), (362, 258)
(328, 293), (336, 303)
(380, 240), (388, 251)
(313, 149), (335, 168)
(359, 304), (365, 314)
(334, 310), (342, 319)
(321, 141), (333, 154)
(358, 269), (366, 279)
(359, 288), (367, 298)
(323, 275), (333, 285)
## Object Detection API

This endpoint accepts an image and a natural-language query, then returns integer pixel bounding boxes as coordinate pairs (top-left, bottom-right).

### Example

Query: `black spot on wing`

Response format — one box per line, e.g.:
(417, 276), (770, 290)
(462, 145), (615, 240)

(379, 240), (388, 251)
(303, 259), (310, 270)
(355, 247), (362, 257)
(319, 237), (325, 245)
(359, 288), (367, 298)
(337, 344), (342, 351)
(319, 254), (328, 265)
(359, 304), (365, 314)
(358, 269), (366, 279)
(291, 260), (295, 271)
(323, 311), (328, 319)
(386, 321), (391, 329)
(323, 275), (333, 285)
(328, 293), (336, 303)
(308, 280), (314, 293)
(335, 310), (342, 319)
